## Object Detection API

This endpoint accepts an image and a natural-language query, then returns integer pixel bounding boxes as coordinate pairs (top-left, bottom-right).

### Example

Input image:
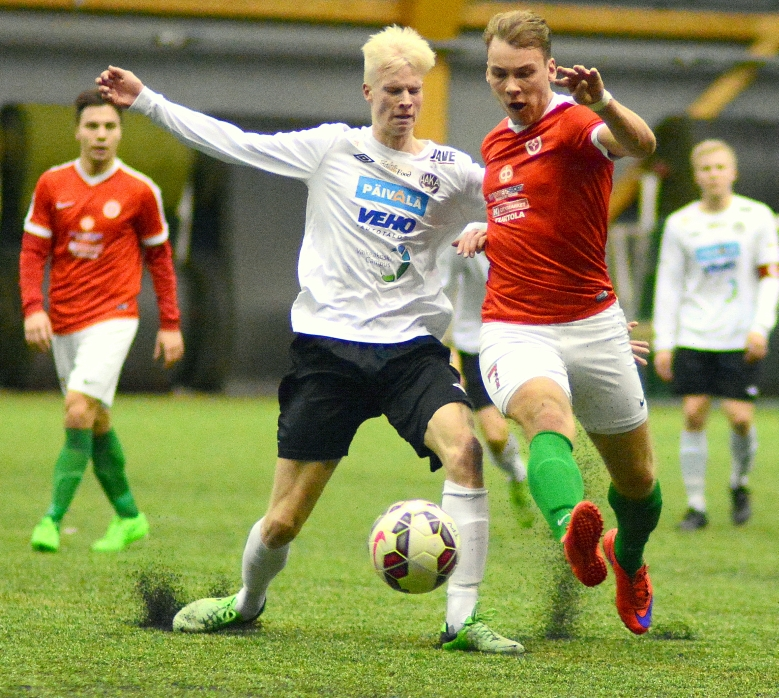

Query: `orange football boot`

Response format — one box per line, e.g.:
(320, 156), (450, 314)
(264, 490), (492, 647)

(562, 500), (607, 587)
(603, 528), (653, 635)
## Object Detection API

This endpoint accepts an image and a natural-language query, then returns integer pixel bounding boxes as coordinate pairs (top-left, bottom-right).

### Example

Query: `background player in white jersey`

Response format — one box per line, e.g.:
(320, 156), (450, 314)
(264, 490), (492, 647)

(653, 139), (779, 530)
(438, 241), (534, 527)
(97, 27), (524, 653)
(21, 89), (184, 553)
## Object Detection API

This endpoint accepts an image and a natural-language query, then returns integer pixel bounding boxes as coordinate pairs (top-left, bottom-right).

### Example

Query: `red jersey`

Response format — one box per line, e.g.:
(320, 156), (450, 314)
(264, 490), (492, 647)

(20, 159), (180, 335)
(481, 95), (617, 325)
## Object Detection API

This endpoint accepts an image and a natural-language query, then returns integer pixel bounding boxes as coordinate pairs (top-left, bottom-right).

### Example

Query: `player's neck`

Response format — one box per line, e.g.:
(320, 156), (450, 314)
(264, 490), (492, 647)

(79, 155), (116, 177)
(700, 192), (732, 213)
(372, 127), (425, 155)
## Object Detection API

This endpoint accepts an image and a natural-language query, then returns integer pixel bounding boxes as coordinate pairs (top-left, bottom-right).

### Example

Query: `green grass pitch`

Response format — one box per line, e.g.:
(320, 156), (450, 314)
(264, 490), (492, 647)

(1, 391), (778, 696)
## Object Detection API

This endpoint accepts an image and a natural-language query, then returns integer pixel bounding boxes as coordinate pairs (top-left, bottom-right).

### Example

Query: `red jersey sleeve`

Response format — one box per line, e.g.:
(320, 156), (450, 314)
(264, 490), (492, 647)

(136, 179), (168, 246)
(19, 232), (50, 317)
(143, 241), (181, 331)
(19, 177), (54, 317)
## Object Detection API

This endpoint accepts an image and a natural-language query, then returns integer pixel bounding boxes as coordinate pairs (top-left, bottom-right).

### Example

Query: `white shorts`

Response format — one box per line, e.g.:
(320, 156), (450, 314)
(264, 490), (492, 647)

(52, 318), (139, 407)
(479, 302), (647, 435)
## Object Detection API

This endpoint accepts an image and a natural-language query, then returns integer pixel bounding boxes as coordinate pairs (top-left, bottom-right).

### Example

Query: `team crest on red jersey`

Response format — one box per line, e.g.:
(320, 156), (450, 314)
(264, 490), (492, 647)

(525, 137), (542, 155)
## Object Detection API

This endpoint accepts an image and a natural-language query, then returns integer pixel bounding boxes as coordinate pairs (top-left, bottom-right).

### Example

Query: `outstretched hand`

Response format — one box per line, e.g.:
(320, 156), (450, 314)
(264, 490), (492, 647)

(96, 66), (145, 109)
(554, 65), (606, 107)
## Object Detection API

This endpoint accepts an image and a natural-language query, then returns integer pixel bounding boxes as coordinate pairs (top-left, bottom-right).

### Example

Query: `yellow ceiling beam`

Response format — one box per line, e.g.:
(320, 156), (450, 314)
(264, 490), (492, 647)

(0, 0), (403, 23)
(400, 0), (464, 41)
(464, 4), (779, 42)
(1, 1), (778, 44)
(687, 31), (779, 119)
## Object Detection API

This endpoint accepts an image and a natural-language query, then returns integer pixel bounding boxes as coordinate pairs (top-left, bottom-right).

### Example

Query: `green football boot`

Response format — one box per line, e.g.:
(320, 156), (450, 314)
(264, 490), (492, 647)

(440, 612), (525, 655)
(508, 478), (535, 529)
(91, 512), (149, 552)
(31, 516), (60, 552)
(173, 594), (265, 633)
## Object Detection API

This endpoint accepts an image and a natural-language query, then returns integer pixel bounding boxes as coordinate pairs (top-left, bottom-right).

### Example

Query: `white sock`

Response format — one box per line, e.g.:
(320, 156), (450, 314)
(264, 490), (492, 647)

(234, 518), (289, 619)
(730, 427), (757, 489)
(680, 430), (707, 512)
(441, 480), (488, 633)
(490, 433), (527, 482)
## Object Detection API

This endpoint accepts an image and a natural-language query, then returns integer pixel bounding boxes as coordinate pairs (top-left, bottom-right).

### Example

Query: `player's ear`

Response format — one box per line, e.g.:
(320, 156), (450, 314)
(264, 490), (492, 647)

(547, 58), (556, 82)
(362, 83), (372, 104)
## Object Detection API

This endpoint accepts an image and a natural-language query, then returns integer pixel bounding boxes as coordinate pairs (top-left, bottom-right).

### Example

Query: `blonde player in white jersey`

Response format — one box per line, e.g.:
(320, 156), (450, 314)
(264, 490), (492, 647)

(97, 27), (530, 653)
(653, 139), (779, 530)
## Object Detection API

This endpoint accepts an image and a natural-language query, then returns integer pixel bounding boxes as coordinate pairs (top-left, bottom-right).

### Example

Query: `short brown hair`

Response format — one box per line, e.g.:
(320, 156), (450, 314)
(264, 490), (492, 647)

(74, 89), (121, 123)
(483, 10), (551, 60)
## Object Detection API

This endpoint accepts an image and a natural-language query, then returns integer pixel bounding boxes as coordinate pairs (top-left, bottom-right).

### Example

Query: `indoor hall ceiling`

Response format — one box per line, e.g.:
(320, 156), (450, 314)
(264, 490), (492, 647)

(2, 9), (779, 77)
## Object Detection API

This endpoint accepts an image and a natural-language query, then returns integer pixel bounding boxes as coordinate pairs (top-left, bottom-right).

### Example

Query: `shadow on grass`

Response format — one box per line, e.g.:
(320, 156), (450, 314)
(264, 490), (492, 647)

(648, 620), (697, 641)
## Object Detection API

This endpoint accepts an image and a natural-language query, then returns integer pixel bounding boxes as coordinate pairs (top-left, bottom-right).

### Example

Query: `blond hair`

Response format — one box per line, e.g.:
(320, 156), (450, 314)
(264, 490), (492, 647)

(690, 139), (737, 169)
(362, 25), (436, 86)
(483, 10), (551, 60)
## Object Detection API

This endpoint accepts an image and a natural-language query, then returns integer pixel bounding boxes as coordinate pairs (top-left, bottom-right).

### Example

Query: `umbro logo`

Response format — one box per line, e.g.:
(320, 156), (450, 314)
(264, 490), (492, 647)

(353, 153), (374, 163)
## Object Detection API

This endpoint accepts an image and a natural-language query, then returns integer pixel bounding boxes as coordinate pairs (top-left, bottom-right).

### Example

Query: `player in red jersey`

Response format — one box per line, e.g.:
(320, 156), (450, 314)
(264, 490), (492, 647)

(457, 10), (660, 635)
(20, 89), (184, 553)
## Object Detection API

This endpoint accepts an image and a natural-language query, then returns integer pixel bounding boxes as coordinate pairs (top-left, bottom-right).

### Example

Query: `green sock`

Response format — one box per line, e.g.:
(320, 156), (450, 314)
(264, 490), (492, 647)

(528, 431), (584, 541)
(608, 481), (662, 577)
(92, 429), (139, 518)
(46, 428), (93, 522)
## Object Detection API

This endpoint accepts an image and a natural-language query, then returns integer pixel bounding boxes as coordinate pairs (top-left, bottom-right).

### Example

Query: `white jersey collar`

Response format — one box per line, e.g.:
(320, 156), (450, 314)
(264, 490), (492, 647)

(74, 158), (121, 186)
(508, 93), (573, 133)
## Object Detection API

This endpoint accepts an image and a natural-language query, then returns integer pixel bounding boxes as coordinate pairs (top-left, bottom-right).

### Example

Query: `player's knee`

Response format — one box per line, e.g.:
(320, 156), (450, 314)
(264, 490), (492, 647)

(684, 413), (706, 431)
(619, 467), (656, 499)
(441, 433), (484, 484)
(261, 513), (302, 548)
(64, 393), (98, 429)
(730, 417), (752, 436)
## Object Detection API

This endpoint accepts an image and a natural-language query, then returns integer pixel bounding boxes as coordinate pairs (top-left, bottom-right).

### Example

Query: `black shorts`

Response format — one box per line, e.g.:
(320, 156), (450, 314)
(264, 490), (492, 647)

(457, 350), (493, 411)
(277, 334), (472, 471)
(671, 348), (762, 401)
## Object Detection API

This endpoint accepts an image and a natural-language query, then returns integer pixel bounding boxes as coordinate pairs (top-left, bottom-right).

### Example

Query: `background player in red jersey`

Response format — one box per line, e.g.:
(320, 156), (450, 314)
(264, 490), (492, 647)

(457, 10), (661, 635)
(21, 89), (184, 553)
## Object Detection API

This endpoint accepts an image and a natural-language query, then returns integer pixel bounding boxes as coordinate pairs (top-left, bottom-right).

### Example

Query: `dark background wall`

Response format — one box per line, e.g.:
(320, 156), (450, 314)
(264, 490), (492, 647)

(2, 9), (779, 395)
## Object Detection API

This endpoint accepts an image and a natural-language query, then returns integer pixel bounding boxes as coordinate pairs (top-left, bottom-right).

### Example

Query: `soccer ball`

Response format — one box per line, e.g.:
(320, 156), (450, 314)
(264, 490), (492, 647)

(368, 499), (460, 594)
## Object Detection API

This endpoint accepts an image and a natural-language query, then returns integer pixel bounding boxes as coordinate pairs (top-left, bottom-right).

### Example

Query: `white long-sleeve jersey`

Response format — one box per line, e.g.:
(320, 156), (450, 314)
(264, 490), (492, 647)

(653, 194), (779, 351)
(131, 88), (486, 343)
(438, 244), (490, 354)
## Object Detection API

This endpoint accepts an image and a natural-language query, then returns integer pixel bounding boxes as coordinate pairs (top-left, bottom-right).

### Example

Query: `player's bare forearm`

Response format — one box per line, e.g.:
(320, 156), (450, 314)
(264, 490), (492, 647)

(597, 102), (656, 159)
(96, 66), (145, 109)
